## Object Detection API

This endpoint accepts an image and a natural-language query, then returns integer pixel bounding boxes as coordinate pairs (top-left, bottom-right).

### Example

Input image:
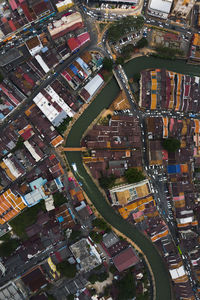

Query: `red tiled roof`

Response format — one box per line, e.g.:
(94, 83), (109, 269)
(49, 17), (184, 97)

(112, 247), (139, 272)
(67, 37), (80, 52)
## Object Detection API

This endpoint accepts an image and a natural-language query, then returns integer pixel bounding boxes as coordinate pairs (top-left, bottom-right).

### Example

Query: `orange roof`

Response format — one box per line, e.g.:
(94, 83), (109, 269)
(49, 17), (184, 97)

(57, 162), (64, 175)
(70, 189), (76, 197)
(25, 104), (36, 116)
(0, 189), (26, 224)
(76, 191), (85, 201)
(193, 34), (200, 46)
(0, 161), (16, 181)
(194, 119), (200, 134)
(18, 124), (32, 135)
(151, 229), (169, 242)
(51, 135), (64, 147)
(180, 164), (188, 173)
(118, 196), (154, 219)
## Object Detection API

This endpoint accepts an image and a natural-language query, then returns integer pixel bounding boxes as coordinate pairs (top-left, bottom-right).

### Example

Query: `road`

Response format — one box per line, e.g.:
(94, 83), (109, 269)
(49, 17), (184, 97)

(0, 1), (198, 297)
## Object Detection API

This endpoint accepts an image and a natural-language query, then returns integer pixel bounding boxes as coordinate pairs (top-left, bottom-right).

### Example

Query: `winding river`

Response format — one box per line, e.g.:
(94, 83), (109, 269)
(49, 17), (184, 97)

(65, 57), (200, 300)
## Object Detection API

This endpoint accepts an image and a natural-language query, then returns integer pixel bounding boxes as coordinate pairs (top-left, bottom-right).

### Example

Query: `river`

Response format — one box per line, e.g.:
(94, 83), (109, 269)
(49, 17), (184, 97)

(65, 57), (200, 300)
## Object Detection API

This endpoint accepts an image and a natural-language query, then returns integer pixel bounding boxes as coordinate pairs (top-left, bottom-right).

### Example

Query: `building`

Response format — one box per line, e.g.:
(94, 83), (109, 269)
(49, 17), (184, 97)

(56, 0), (74, 12)
(80, 74), (104, 102)
(23, 177), (48, 207)
(0, 154), (25, 181)
(91, 0), (139, 3)
(0, 281), (27, 300)
(25, 36), (43, 56)
(109, 180), (151, 206)
(33, 85), (75, 127)
(48, 12), (83, 40)
(140, 69), (200, 113)
(0, 189), (26, 224)
(112, 246), (139, 272)
(70, 238), (102, 272)
(21, 266), (48, 293)
(148, 0), (173, 19)
(171, 0), (195, 19)
(67, 32), (90, 53)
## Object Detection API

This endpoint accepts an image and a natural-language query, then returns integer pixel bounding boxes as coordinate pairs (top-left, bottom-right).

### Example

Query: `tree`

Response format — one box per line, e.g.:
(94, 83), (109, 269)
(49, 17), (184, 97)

(88, 272), (109, 284)
(69, 229), (82, 241)
(67, 295), (74, 300)
(99, 174), (116, 189)
(103, 57), (113, 71)
(48, 295), (56, 300)
(0, 238), (20, 257)
(124, 168), (145, 184)
(12, 136), (24, 152)
(92, 218), (110, 231)
(136, 37), (148, 49)
(117, 270), (136, 300)
(56, 117), (72, 135)
(53, 192), (67, 207)
(154, 46), (184, 59)
(107, 16), (144, 42)
(109, 265), (118, 274)
(0, 73), (4, 83)
(56, 260), (77, 278)
(89, 231), (103, 243)
(121, 44), (135, 59)
(9, 201), (46, 239)
(116, 56), (124, 65)
(162, 138), (180, 153)
(133, 73), (141, 82)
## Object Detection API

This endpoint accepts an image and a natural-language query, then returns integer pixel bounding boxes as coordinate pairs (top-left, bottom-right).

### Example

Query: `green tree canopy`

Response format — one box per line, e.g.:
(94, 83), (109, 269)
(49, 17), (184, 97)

(53, 192), (67, 207)
(162, 138), (181, 153)
(56, 260), (77, 278)
(0, 73), (4, 83)
(121, 44), (135, 59)
(92, 218), (110, 231)
(89, 231), (103, 243)
(102, 57), (113, 71)
(154, 46), (184, 59)
(107, 16), (144, 42)
(136, 37), (148, 49)
(67, 295), (74, 300)
(117, 270), (136, 300)
(88, 272), (109, 284)
(0, 238), (20, 257)
(99, 174), (116, 189)
(124, 168), (145, 184)
(115, 56), (124, 65)
(109, 264), (118, 274)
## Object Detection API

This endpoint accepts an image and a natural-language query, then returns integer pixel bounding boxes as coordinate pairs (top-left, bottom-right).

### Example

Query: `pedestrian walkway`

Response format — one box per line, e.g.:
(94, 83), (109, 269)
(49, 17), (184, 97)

(61, 147), (87, 152)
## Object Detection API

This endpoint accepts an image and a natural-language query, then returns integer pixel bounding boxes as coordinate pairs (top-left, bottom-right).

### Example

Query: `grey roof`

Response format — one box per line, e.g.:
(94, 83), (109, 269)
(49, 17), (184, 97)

(102, 232), (119, 249)
(0, 281), (26, 300)
(0, 49), (22, 67)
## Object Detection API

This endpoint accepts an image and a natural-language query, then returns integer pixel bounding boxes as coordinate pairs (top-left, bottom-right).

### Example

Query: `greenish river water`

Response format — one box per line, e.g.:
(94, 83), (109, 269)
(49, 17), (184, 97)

(66, 57), (200, 300)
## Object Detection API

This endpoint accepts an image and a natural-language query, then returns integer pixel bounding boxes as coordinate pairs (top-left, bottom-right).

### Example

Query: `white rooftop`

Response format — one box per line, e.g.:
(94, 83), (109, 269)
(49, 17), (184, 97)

(169, 265), (186, 280)
(84, 74), (104, 96)
(149, 0), (173, 13)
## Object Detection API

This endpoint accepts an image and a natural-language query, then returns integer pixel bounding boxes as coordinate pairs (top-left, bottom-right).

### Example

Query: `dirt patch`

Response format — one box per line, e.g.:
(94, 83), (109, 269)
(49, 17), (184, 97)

(110, 90), (131, 110)
(88, 272), (113, 294)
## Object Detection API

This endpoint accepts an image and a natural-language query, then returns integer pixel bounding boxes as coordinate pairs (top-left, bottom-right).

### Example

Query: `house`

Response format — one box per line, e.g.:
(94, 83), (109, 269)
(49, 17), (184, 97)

(80, 74), (104, 102)
(25, 36), (43, 56)
(0, 189), (26, 224)
(21, 266), (48, 293)
(0, 281), (27, 300)
(48, 12), (83, 40)
(109, 180), (151, 206)
(70, 238), (102, 272)
(112, 246), (139, 272)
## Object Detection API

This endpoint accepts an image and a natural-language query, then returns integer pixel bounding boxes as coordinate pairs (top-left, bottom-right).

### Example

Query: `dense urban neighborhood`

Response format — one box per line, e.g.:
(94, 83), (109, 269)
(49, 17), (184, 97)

(0, 0), (200, 299)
